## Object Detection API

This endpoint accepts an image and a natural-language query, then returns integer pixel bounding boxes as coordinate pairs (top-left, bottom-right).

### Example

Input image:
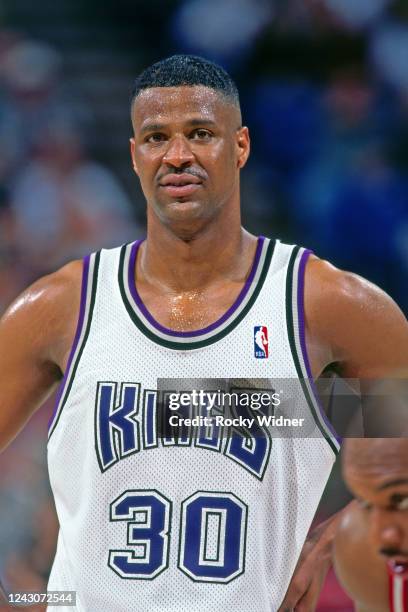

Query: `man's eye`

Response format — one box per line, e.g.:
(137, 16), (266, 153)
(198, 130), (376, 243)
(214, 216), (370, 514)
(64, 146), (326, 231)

(394, 496), (408, 511)
(191, 129), (212, 140)
(146, 134), (166, 143)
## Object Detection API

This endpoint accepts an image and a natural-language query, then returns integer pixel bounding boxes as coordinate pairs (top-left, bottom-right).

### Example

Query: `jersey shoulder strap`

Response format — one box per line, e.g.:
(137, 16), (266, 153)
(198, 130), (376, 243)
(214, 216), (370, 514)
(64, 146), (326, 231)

(48, 250), (101, 439)
(285, 244), (341, 455)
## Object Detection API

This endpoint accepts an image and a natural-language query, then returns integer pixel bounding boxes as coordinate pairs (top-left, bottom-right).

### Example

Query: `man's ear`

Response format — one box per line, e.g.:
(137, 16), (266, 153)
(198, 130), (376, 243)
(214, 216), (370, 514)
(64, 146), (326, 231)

(236, 126), (250, 169)
(129, 138), (139, 175)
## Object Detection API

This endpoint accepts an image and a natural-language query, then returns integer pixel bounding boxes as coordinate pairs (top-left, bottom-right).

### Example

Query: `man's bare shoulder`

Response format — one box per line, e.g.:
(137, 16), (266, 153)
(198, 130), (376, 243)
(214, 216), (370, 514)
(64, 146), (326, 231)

(304, 255), (408, 377)
(3, 259), (83, 321)
(1, 260), (83, 369)
(305, 254), (401, 316)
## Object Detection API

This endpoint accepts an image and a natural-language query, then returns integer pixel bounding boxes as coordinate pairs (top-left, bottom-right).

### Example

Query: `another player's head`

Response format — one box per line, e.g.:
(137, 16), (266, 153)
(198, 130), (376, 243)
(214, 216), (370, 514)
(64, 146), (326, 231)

(129, 55), (250, 238)
(343, 438), (408, 576)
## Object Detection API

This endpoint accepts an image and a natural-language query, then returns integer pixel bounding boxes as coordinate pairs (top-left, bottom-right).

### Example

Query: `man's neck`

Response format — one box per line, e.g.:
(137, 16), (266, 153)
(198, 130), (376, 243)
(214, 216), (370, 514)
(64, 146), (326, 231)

(138, 222), (257, 294)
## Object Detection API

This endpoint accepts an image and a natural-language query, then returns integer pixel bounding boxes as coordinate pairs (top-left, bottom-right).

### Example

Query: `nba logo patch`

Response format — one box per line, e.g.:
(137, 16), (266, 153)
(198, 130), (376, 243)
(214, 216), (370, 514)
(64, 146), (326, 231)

(254, 326), (269, 358)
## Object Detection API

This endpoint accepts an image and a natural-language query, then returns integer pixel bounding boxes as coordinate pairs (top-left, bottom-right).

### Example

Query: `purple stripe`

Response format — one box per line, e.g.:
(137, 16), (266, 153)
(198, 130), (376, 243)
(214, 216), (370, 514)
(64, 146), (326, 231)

(297, 249), (342, 444)
(127, 237), (265, 338)
(48, 255), (90, 432)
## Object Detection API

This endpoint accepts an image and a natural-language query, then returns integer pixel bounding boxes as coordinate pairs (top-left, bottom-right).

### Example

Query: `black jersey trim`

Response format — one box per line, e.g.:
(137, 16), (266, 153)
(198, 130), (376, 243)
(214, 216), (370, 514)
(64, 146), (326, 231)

(285, 247), (339, 456)
(48, 251), (100, 441)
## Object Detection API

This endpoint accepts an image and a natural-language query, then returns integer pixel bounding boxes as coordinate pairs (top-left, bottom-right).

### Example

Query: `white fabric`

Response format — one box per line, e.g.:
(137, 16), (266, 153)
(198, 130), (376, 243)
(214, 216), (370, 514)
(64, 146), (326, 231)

(47, 239), (336, 612)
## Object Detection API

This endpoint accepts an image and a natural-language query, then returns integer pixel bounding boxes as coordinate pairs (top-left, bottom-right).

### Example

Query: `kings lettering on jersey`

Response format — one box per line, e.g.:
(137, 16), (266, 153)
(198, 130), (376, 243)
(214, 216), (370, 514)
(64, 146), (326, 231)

(95, 380), (272, 480)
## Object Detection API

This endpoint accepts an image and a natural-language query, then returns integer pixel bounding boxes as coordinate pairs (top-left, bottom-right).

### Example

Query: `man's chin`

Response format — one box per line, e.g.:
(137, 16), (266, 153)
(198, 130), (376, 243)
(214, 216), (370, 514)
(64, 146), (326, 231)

(155, 199), (216, 230)
(166, 198), (203, 216)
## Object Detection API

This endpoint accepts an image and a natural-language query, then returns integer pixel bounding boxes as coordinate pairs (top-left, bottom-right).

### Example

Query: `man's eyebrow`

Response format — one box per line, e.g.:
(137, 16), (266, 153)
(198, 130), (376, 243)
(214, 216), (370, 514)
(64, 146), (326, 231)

(139, 118), (217, 135)
(377, 478), (408, 491)
(140, 123), (166, 135)
(186, 118), (217, 127)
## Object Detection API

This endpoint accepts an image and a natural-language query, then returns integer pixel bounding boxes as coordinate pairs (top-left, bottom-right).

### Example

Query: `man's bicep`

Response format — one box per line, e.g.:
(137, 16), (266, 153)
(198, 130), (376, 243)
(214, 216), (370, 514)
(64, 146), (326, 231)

(332, 272), (408, 378)
(0, 262), (82, 451)
(306, 258), (408, 378)
(307, 261), (408, 434)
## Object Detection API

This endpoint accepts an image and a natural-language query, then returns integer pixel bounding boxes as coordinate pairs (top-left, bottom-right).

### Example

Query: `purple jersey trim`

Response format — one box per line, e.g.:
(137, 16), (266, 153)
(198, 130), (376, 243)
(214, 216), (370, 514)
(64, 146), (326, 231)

(48, 255), (90, 431)
(127, 236), (265, 338)
(297, 249), (342, 444)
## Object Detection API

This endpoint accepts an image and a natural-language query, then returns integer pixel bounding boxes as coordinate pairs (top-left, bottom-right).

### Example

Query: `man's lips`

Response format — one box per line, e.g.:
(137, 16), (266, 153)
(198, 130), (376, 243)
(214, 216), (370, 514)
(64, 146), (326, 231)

(158, 173), (204, 198)
(387, 558), (408, 576)
(159, 173), (203, 186)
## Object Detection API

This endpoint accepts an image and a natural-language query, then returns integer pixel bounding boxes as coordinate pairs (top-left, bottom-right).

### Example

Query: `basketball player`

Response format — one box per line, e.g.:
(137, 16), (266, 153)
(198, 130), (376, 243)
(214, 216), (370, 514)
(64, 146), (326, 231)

(334, 439), (408, 612)
(0, 55), (407, 611)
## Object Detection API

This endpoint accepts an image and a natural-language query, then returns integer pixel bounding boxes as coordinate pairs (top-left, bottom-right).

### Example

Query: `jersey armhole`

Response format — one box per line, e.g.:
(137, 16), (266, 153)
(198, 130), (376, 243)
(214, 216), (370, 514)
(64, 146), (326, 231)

(286, 246), (341, 455)
(48, 252), (100, 440)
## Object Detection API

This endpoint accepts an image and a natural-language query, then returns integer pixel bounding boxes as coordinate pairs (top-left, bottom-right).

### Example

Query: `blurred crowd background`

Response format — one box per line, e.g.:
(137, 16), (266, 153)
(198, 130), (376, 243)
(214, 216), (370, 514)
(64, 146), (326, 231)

(0, 0), (407, 609)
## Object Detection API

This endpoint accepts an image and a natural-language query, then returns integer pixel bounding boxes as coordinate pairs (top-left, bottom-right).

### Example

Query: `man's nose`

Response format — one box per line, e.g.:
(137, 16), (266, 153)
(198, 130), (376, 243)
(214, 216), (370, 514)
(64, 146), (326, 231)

(162, 135), (195, 168)
(371, 508), (404, 552)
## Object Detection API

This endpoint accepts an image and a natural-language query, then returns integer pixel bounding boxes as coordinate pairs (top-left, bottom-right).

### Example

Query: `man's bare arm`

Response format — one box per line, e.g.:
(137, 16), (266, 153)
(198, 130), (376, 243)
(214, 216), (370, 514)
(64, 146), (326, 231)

(0, 261), (82, 452)
(280, 258), (408, 611)
(305, 256), (408, 379)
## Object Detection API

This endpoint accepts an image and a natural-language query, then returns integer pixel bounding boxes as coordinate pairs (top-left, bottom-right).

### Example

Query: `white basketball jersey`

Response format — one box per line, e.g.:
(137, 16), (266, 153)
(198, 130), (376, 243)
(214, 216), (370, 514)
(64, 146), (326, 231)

(47, 236), (340, 612)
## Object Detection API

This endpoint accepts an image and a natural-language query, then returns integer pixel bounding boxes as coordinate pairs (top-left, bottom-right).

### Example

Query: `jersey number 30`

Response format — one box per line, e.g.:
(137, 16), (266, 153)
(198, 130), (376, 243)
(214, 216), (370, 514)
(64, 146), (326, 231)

(108, 490), (248, 583)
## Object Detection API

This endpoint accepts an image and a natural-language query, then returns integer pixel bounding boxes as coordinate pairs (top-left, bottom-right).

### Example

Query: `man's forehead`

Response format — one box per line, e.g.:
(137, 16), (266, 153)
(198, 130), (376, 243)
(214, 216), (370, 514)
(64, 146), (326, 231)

(132, 85), (230, 124)
(343, 439), (408, 486)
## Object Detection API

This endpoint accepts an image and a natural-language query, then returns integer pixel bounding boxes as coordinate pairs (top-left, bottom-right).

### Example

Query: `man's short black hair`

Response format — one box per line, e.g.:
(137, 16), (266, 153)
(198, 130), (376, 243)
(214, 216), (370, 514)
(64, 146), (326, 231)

(131, 54), (240, 111)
